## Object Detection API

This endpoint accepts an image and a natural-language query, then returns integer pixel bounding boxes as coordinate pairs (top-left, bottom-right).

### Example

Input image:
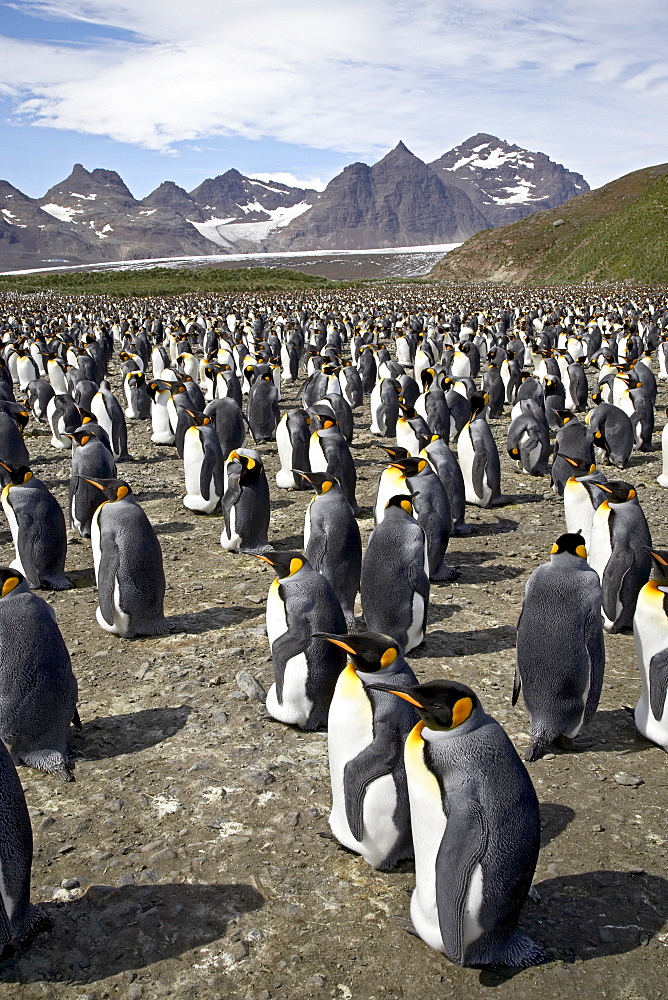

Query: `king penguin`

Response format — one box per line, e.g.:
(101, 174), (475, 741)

(88, 478), (170, 638)
(0, 739), (50, 944)
(182, 413), (224, 514)
(276, 409), (311, 489)
(316, 631), (418, 869)
(588, 481), (652, 632)
(0, 461), (70, 590)
(299, 471), (362, 629)
(633, 548), (668, 749)
(69, 427), (116, 538)
(257, 551), (347, 730)
(369, 679), (547, 968)
(0, 568), (79, 780)
(361, 494), (429, 653)
(457, 392), (501, 508)
(514, 533), (605, 760)
(221, 450), (271, 554)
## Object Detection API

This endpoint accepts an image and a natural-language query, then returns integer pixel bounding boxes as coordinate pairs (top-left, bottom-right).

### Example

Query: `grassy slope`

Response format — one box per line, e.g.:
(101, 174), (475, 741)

(0, 266), (335, 296)
(430, 163), (668, 285)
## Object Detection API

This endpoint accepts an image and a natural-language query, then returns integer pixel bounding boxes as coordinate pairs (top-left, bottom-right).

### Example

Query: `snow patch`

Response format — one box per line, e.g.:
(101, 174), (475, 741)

(70, 192), (97, 200)
(138, 209), (157, 216)
(489, 180), (540, 204)
(451, 149), (536, 171)
(191, 201), (313, 248)
(41, 203), (82, 223)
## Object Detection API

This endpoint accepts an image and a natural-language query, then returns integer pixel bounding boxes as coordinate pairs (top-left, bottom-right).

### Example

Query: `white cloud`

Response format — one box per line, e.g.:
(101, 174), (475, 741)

(0, 1), (666, 186)
(250, 172), (328, 192)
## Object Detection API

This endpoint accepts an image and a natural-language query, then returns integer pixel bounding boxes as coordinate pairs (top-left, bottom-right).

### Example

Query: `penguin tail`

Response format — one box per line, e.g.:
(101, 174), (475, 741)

(622, 705), (635, 719)
(524, 736), (551, 763)
(72, 707), (83, 730)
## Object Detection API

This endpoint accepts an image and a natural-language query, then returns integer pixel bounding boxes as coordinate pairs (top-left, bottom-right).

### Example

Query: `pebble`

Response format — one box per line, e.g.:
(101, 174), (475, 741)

(128, 986), (143, 1000)
(40, 816), (56, 830)
(614, 773), (644, 787)
(150, 847), (177, 863)
(236, 670), (267, 702)
(211, 710), (229, 725)
(61, 878), (80, 890)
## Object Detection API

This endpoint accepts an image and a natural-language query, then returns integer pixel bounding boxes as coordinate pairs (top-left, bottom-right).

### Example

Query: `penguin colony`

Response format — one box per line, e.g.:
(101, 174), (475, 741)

(0, 288), (665, 972)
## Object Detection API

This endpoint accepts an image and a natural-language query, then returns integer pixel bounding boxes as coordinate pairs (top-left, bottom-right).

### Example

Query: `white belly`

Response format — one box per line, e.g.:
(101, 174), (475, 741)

(309, 437), (327, 473)
(2, 496), (25, 577)
(220, 502), (241, 551)
(657, 424), (668, 487)
(275, 419), (296, 488)
(633, 587), (668, 747)
(563, 482), (595, 551)
(405, 733), (448, 952)
(151, 398), (175, 444)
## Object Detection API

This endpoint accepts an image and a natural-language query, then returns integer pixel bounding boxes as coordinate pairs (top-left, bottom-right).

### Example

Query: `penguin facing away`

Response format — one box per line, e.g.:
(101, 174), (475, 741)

(458, 392), (501, 508)
(88, 478), (170, 638)
(298, 470), (362, 629)
(633, 548), (668, 749)
(317, 631), (418, 870)
(0, 568), (80, 780)
(361, 494), (430, 653)
(257, 551), (347, 731)
(514, 532), (605, 761)
(0, 461), (70, 590)
(371, 679), (547, 968)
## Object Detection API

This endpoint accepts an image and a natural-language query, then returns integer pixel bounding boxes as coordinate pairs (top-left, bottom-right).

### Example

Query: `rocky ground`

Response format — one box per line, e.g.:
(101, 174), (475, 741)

(0, 355), (666, 1000)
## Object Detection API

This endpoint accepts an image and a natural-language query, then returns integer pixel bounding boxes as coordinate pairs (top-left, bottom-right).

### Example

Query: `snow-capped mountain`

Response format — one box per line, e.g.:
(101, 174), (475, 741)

(429, 133), (589, 226)
(0, 136), (590, 269)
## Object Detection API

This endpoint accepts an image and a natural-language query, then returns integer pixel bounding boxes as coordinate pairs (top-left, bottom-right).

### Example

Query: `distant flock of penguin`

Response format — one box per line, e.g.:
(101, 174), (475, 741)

(0, 289), (666, 970)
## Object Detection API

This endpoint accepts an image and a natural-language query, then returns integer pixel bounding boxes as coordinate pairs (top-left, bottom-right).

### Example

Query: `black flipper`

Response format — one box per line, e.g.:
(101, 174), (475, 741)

(305, 519), (327, 571)
(583, 606), (606, 723)
(649, 648), (668, 721)
(343, 723), (403, 841)
(512, 663), (522, 706)
(271, 601), (311, 703)
(72, 707), (82, 730)
(97, 533), (121, 628)
(15, 509), (39, 586)
(601, 541), (630, 627)
(222, 477), (242, 540)
(198, 442), (215, 502)
(436, 793), (488, 965)
(472, 447), (487, 502)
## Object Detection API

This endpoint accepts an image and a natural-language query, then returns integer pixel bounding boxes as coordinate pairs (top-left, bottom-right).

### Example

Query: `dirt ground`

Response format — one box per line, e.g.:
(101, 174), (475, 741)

(0, 314), (667, 1000)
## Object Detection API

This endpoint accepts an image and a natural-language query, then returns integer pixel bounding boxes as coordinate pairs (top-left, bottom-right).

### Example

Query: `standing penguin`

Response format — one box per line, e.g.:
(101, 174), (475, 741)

(182, 413), (224, 514)
(69, 427), (116, 538)
(309, 414), (359, 515)
(551, 413), (595, 495)
(588, 397), (633, 469)
(506, 401), (550, 476)
(299, 471), (362, 629)
(221, 450), (271, 554)
(369, 378), (400, 437)
(361, 494), (429, 653)
(419, 434), (472, 536)
(0, 739), (49, 945)
(588, 481), (652, 632)
(562, 456), (607, 551)
(633, 548), (668, 749)
(316, 631), (418, 869)
(257, 551), (347, 730)
(276, 409), (311, 489)
(0, 568), (79, 780)
(247, 372), (279, 442)
(658, 408), (668, 488)
(369, 679), (547, 968)
(457, 392), (501, 508)
(123, 371), (151, 419)
(88, 478), (170, 637)
(0, 462), (70, 590)
(90, 380), (130, 462)
(514, 533), (605, 760)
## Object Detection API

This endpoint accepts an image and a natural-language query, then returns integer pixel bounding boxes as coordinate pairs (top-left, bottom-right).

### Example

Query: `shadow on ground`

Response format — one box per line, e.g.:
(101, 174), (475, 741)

(0, 883), (264, 984)
(71, 705), (192, 760)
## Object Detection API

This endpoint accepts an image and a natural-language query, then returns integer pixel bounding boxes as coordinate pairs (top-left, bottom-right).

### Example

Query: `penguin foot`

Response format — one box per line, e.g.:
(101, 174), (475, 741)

(134, 618), (175, 637)
(470, 931), (550, 969)
(41, 575), (72, 591)
(20, 750), (74, 781)
(430, 564), (460, 583)
(524, 739), (550, 763)
(557, 734), (595, 752)
(452, 522), (474, 536)
(18, 905), (52, 947)
(239, 543), (273, 555)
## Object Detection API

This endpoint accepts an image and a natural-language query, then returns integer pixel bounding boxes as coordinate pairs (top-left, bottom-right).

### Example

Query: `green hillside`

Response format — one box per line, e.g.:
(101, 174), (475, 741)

(431, 163), (668, 285)
(0, 266), (334, 297)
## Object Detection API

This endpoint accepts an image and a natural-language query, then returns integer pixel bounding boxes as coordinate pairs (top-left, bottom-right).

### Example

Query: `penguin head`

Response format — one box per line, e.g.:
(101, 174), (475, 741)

(314, 631), (402, 672)
(469, 392), (489, 419)
(387, 457), (427, 477)
(560, 454), (596, 477)
(67, 428), (96, 447)
(385, 492), (418, 514)
(553, 410), (574, 425)
(647, 549), (668, 584)
(592, 480), (637, 504)
(0, 567), (30, 599)
(294, 471), (338, 494)
(255, 550), (306, 579)
(309, 407), (338, 431)
(550, 532), (588, 560)
(84, 477), (132, 502)
(227, 450), (262, 480)
(378, 445), (410, 461)
(420, 368), (436, 389)
(369, 679), (480, 732)
(0, 461), (32, 486)
(591, 390), (602, 405)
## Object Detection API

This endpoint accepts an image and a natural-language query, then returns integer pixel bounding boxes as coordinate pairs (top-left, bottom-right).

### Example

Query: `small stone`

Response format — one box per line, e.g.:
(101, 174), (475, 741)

(61, 878), (80, 890)
(592, 824), (604, 833)
(192, 584), (203, 591)
(58, 844), (75, 855)
(244, 594), (264, 604)
(246, 928), (264, 943)
(40, 816), (56, 830)
(250, 771), (275, 787)
(211, 710), (229, 725)
(614, 773), (644, 787)
(543, 753), (556, 760)
(128, 985), (143, 1000)
(309, 974), (326, 988)
(140, 840), (164, 854)
(188, 761), (209, 772)
(150, 847), (177, 864)
(229, 940), (249, 960)
(235, 670), (266, 702)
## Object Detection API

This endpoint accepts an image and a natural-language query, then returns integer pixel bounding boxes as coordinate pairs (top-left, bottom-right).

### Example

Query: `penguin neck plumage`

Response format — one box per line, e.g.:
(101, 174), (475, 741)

(420, 705), (489, 742)
(356, 658), (408, 684)
(549, 552), (590, 570)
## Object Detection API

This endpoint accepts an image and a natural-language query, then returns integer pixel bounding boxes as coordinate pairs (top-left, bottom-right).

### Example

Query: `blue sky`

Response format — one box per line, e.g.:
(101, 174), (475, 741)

(0, 0), (666, 199)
